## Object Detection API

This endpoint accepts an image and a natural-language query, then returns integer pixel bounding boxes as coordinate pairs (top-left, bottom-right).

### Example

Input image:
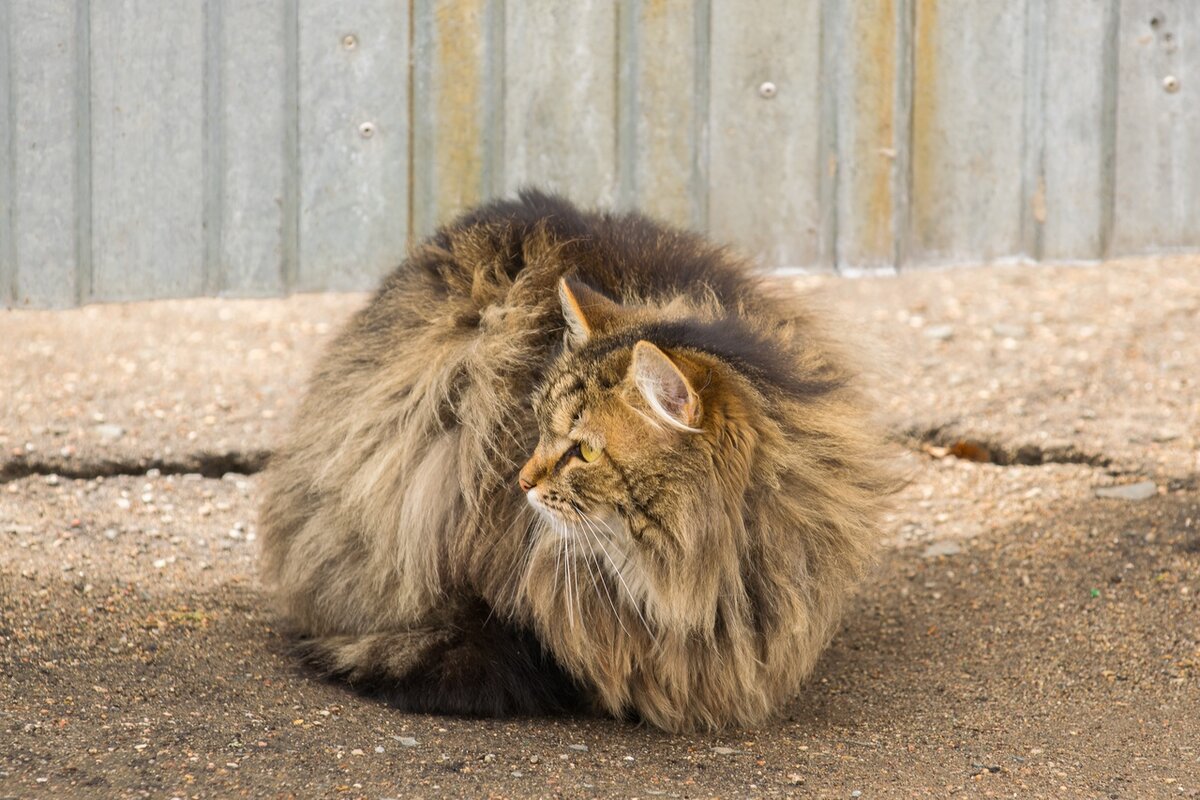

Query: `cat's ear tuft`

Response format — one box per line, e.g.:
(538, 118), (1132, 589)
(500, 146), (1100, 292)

(558, 277), (621, 347)
(629, 341), (703, 432)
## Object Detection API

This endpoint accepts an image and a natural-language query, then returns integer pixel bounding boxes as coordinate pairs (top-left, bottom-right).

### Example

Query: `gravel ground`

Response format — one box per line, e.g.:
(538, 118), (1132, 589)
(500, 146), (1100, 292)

(2, 256), (1197, 798)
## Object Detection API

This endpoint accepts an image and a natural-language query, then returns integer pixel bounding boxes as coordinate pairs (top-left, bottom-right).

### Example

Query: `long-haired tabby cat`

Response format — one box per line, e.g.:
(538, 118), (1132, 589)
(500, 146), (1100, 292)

(260, 189), (890, 732)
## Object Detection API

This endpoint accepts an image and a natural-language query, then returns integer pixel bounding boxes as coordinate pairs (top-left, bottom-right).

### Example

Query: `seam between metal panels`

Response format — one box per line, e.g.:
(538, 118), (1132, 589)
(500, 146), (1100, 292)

(1019, 0), (1047, 261)
(817, 0), (841, 272)
(482, 0), (505, 198)
(495, 0), (504, 199)
(893, 0), (915, 272)
(615, 0), (637, 210)
(202, 0), (224, 295)
(75, 0), (93, 304)
(409, 0), (431, 239)
(406, 0), (415, 247)
(281, 0), (299, 292)
(0, 0), (15, 305)
(692, 0), (710, 234)
(1098, 0), (1120, 259)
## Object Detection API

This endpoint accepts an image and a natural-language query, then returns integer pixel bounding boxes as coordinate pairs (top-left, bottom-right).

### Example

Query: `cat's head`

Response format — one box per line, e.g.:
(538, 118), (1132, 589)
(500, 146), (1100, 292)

(519, 278), (759, 624)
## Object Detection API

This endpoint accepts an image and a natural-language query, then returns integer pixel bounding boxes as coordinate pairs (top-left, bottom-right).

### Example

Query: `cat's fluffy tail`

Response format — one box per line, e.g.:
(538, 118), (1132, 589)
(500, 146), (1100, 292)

(292, 612), (584, 718)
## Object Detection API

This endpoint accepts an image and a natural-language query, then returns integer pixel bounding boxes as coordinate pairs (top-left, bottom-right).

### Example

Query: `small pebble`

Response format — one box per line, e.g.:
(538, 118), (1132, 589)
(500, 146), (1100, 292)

(991, 323), (1026, 339)
(922, 540), (962, 559)
(568, 744), (588, 752)
(1094, 481), (1156, 501)
(924, 324), (954, 341)
(374, 746), (385, 754)
(95, 424), (125, 441)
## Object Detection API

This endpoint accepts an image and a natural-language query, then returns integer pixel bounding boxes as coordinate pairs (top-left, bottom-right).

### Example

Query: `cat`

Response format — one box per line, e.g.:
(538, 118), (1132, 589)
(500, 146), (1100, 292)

(259, 189), (891, 732)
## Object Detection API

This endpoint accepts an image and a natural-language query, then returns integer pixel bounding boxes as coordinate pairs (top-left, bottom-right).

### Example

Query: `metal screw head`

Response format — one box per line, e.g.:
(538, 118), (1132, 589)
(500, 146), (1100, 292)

(358, 122), (376, 139)
(342, 34), (358, 50)
(758, 81), (778, 99)
(1163, 75), (1180, 93)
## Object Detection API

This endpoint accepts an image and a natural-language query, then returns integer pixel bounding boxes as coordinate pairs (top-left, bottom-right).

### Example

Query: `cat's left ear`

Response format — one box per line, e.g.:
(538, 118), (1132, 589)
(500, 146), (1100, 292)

(629, 341), (703, 432)
(559, 277), (622, 347)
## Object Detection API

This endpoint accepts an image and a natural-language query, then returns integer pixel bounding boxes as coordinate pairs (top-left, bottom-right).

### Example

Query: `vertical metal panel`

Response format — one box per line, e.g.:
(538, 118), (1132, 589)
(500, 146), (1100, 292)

(219, 0), (290, 295)
(9, 0), (84, 307)
(0, 0), (14, 306)
(90, 1), (205, 301)
(619, 0), (705, 230)
(298, 0), (409, 291)
(708, 0), (823, 268)
(909, 0), (1026, 264)
(1038, 0), (1118, 260)
(503, 1), (617, 205)
(833, 0), (902, 270)
(1112, 1), (1200, 254)
(411, 0), (496, 241)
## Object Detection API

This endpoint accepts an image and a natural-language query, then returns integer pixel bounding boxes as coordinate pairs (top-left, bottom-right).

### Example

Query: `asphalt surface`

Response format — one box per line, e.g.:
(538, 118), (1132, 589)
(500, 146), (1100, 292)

(2, 256), (1197, 798)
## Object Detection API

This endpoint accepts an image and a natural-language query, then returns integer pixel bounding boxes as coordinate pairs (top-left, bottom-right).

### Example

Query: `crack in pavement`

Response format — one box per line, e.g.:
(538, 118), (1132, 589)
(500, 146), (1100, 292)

(904, 423), (1112, 468)
(0, 450), (270, 483)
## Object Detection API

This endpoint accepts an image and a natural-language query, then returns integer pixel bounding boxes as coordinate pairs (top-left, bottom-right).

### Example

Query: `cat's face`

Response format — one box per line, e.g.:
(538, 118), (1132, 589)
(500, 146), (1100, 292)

(519, 280), (729, 597)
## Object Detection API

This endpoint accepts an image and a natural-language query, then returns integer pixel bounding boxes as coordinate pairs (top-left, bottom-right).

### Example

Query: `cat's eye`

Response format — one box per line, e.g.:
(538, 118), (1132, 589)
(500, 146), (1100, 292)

(579, 441), (601, 463)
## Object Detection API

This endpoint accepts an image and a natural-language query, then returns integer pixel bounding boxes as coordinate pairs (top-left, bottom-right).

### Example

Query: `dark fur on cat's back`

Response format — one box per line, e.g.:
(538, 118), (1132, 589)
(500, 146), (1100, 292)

(259, 189), (891, 732)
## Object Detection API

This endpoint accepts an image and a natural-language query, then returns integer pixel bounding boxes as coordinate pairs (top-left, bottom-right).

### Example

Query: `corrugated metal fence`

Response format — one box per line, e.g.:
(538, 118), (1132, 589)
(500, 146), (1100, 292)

(1, 0), (1196, 308)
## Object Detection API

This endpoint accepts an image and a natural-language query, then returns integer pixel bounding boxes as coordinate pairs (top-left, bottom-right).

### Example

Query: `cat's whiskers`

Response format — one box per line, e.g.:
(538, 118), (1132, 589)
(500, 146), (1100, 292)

(555, 517), (577, 631)
(570, 530), (583, 632)
(584, 510), (657, 643)
(503, 510), (540, 619)
(552, 517), (566, 623)
(572, 515), (604, 608)
(485, 506), (537, 625)
(571, 504), (628, 637)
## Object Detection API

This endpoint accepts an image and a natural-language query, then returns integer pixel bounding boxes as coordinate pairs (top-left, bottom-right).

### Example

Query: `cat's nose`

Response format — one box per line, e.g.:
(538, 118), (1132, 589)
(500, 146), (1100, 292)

(518, 462), (538, 492)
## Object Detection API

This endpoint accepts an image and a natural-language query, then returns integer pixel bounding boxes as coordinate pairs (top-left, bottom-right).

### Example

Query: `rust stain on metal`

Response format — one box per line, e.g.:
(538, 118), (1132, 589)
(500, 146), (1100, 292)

(911, 0), (939, 251)
(1031, 176), (1047, 224)
(856, 0), (897, 261)
(644, 0), (669, 21)
(434, 0), (485, 220)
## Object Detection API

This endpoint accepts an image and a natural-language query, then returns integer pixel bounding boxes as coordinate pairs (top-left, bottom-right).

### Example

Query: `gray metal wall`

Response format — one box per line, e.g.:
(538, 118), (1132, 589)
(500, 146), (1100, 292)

(1, 1), (1196, 308)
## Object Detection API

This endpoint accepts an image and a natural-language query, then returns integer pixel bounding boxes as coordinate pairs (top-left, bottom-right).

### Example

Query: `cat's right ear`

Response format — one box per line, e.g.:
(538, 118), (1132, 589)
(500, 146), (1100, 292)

(558, 277), (621, 347)
(629, 341), (703, 432)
